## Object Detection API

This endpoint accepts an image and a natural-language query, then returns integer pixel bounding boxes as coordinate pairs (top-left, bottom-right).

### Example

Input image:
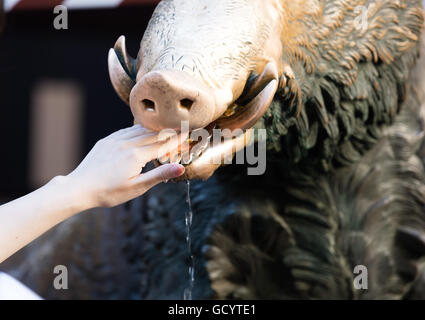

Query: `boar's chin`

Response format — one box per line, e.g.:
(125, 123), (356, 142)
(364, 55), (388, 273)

(171, 62), (279, 181)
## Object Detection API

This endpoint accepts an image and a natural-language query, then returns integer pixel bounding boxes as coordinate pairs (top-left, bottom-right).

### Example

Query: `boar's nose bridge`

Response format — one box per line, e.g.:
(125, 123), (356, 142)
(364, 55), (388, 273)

(130, 70), (216, 131)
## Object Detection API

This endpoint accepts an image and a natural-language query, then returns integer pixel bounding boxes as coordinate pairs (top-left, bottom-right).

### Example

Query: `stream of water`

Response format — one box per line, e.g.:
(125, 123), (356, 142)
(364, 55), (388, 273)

(183, 180), (195, 300)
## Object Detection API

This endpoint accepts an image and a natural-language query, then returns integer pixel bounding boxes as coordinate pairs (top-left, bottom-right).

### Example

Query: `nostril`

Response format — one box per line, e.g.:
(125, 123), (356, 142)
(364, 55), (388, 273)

(142, 99), (155, 112)
(180, 98), (194, 110)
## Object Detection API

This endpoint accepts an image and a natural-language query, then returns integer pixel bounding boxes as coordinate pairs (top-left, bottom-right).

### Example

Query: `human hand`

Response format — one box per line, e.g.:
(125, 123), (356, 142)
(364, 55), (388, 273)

(67, 124), (187, 208)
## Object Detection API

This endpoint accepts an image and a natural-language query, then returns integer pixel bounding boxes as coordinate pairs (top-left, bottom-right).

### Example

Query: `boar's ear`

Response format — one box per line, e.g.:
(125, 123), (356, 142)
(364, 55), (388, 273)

(108, 36), (137, 105)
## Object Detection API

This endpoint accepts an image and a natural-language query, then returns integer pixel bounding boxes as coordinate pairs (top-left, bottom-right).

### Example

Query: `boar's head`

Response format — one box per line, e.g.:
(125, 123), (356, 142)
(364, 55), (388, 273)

(109, 0), (424, 180)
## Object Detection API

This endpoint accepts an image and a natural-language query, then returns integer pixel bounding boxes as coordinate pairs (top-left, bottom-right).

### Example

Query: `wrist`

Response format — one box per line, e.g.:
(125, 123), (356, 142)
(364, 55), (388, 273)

(48, 175), (96, 214)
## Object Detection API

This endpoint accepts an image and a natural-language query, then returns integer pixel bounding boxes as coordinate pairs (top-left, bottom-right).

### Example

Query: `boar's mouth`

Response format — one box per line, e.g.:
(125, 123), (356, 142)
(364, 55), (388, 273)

(169, 63), (279, 181)
(108, 36), (279, 181)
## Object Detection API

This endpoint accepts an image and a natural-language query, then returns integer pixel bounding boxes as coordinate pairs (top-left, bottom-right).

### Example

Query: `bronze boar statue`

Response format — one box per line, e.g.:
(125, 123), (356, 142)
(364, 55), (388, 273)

(4, 0), (425, 299)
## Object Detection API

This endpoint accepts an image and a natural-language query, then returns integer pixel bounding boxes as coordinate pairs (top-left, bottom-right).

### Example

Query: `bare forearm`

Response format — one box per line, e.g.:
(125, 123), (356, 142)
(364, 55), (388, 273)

(0, 176), (90, 263)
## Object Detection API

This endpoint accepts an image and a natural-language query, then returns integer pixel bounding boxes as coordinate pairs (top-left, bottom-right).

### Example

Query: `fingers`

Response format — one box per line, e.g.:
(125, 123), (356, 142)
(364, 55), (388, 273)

(138, 132), (188, 162)
(105, 125), (188, 170)
(115, 125), (188, 148)
(126, 129), (183, 147)
(134, 163), (185, 191)
(116, 125), (150, 140)
(126, 131), (159, 146)
(105, 124), (142, 139)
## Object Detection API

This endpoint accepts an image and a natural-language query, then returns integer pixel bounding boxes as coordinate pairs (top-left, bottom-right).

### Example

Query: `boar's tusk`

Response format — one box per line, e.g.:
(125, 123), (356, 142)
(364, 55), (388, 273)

(217, 63), (279, 133)
(114, 36), (137, 80)
(108, 36), (136, 105)
(237, 62), (279, 106)
(108, 49), (135, 105)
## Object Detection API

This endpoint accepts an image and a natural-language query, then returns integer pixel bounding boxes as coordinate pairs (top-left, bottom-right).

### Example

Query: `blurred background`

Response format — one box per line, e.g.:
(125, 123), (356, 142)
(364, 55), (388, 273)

(0, 0), (160, 201)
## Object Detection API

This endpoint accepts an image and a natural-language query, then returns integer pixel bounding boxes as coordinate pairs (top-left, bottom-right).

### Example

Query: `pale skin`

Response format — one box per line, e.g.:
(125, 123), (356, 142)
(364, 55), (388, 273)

(0, 124), (187, 263)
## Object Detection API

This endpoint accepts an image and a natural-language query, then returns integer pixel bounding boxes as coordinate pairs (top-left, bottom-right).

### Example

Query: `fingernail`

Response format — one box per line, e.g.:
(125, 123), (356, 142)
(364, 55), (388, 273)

(170, 164), (185, 177)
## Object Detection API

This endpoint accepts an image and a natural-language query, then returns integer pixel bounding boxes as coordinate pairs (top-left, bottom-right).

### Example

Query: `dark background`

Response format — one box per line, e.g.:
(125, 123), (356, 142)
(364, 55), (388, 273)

(0, 4), (159, 198)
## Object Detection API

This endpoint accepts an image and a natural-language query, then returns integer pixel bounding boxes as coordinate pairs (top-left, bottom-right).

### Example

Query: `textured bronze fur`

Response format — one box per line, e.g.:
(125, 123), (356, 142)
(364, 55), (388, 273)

(262, 0), (425, 171)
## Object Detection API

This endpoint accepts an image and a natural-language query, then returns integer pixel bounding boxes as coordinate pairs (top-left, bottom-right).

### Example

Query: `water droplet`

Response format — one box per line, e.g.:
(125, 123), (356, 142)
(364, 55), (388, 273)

(183, 180), (195, 300)
(184, 288), (192, 300)
(185, 212), (192, 227)
(189, 265), (195, 282)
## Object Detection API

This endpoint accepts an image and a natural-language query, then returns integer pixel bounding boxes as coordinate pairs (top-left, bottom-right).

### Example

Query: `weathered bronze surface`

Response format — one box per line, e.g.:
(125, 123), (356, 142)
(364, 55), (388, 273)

(5, 0), (425, 299)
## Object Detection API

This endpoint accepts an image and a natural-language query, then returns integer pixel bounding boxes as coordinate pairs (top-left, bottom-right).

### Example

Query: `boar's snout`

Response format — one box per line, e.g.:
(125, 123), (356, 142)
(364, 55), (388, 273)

(130, 70), (216, 132)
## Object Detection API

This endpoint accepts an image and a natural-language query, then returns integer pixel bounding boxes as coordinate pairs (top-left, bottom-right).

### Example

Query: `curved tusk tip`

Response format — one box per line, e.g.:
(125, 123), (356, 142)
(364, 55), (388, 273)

(107, 48), (118, 65)
(114, 35), (126, 50)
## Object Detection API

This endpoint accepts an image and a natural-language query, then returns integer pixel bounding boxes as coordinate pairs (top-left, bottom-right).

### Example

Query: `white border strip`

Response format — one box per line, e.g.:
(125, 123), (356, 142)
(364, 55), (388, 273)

(4, 0), (21, 12)
(62, 0), (123, 10)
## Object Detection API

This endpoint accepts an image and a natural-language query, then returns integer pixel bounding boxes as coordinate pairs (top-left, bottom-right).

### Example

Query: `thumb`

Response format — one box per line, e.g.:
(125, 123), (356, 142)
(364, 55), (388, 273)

(135, 163), (185, 191)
